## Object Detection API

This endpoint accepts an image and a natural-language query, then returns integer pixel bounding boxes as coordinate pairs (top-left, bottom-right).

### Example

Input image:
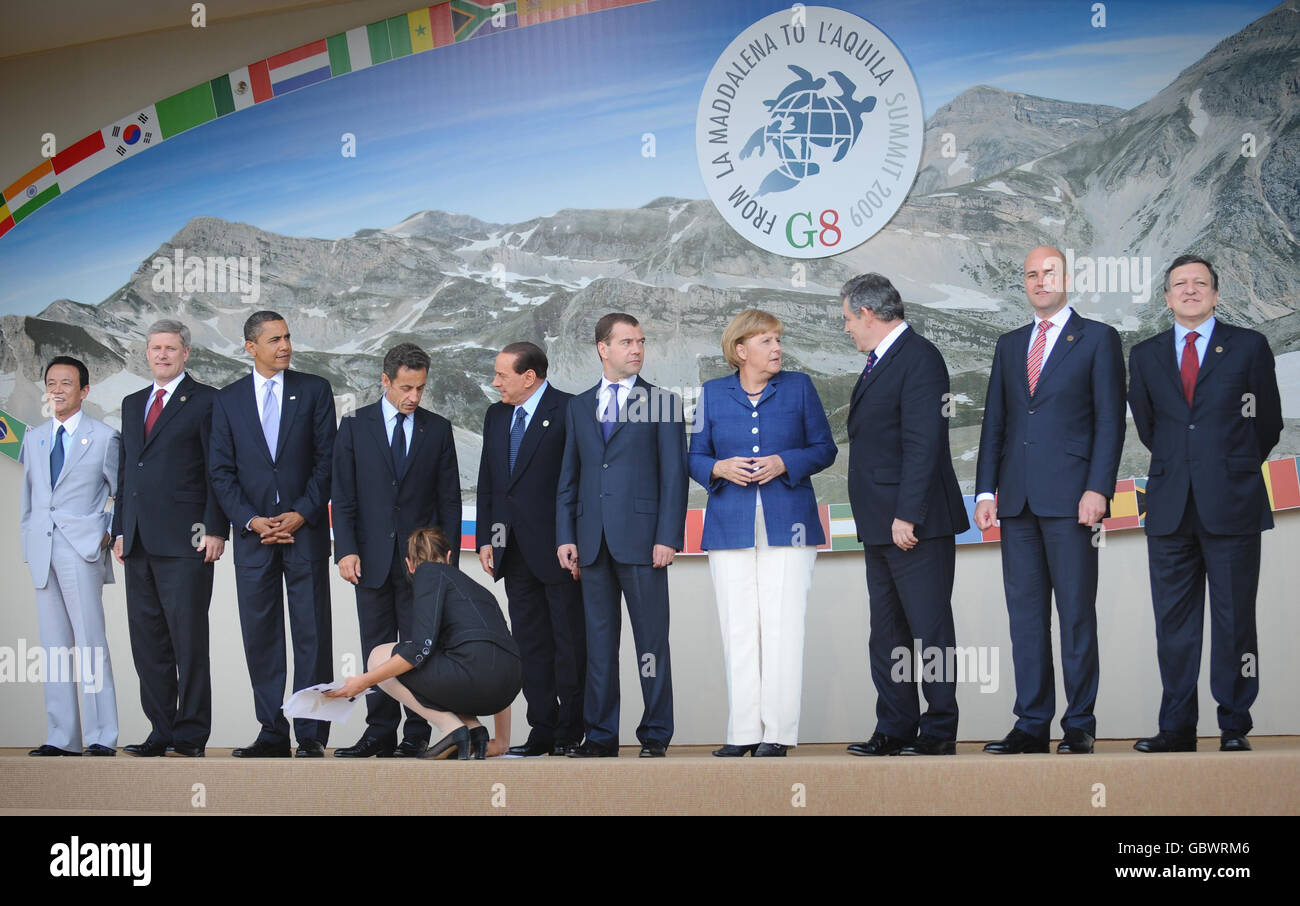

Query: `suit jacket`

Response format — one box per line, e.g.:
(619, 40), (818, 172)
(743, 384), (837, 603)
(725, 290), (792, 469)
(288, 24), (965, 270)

(113, 373), (229, 558)
(556, 376), (688, 567)
(393, 561), (520, 668)
(332, 401), (461, 582)
(476, 384), (572, 583)
(1128, 321), (1282, 536)
(847, 326), (970, 545)
(208, 369), (337, 566)
(19, 414), (118, 588)
(688, 369), (837, 549)
(975, 310), (1126, 517)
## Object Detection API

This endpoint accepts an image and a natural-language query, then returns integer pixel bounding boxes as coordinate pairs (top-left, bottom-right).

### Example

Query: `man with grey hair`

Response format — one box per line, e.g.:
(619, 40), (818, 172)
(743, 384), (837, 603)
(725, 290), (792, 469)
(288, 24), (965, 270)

(113, 319), (228, 757)
(842, 274), (969, 756)
(331, 342), (462, 757)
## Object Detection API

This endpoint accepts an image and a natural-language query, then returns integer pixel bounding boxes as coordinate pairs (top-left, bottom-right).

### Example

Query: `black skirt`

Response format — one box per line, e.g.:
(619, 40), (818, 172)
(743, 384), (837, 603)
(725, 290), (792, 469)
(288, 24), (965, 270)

(397, 640), (522, 716)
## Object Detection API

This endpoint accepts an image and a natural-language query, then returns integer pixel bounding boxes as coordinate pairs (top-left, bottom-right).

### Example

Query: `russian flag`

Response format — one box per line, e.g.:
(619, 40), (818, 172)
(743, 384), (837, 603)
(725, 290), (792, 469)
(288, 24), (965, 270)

(266, 40), (331, 96)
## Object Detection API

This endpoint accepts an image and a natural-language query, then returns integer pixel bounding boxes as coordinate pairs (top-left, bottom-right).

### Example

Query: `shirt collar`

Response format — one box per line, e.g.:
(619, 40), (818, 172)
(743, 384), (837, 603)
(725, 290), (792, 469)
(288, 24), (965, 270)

(600, 375), (636, 395)
(380, 395), (402, 423)
(1174, 315), (1215, 346)
(153, 371), (186, 397)
(1034, 305), (1073, 332)
(252, 369), (284, 395)
(872, 320), (910, 360)
(517, 380), (549, 419)
(54, 408), (84, 435)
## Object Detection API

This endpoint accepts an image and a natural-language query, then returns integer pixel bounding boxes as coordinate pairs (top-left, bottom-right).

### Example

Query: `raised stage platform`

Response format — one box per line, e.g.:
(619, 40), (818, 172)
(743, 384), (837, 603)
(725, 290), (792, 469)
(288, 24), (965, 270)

(3, 737), (1298, 815)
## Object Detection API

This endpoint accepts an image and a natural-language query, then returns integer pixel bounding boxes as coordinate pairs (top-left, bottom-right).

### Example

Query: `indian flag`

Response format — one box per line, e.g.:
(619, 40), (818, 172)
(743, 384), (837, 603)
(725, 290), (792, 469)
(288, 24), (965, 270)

(212, 63), (272, 115)
(3, 160), (60, 223)
(104, 105), (161, 160)
(267, 40), (332, 96)
(52, 130), (110, 192)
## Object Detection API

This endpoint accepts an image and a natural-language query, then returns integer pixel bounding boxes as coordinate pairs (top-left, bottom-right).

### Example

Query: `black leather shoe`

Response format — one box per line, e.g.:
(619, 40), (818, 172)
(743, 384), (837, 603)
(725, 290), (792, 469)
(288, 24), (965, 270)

(295, 739), (325, 758)
(507, 740), (554, 757)
(29, 745), (81, 756)
(713, 743), (760, 757)
(847, 732), (910, 756)
(567, 739), (618, 758)
(124, 741), (168, 757)
(983, 728), (1049, 754)
(390, 737), (428, 758)
(165, 742), (205, 757)
(754, 743), (788, 757)
(231, 740), (291, 758)
(553, 741), (579, 756)
(1220, 731), (1251, 752)
(469, 726), (488, 760)
(900, 735), (956, 756)
(420, 726), (471, 760)
(1134, 730), (1196, 753)
(639, 740), (668, 758)
(83, 744), (116, 756)
(334, 736), (396, 758)
(1057, 729), (1095, 754)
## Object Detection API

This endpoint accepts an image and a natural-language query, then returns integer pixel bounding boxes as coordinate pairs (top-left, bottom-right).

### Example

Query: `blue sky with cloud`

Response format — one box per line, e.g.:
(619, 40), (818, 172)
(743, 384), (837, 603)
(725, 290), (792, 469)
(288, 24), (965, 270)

(0, 0), (1276, 315)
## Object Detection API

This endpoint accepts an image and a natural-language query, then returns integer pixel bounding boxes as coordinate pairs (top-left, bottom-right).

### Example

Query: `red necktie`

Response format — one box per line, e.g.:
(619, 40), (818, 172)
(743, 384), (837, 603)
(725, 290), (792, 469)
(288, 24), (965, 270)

(1027, 320), (1051, 395)
(144, 388), (165, 438)
(1180, 331), (1200, 405)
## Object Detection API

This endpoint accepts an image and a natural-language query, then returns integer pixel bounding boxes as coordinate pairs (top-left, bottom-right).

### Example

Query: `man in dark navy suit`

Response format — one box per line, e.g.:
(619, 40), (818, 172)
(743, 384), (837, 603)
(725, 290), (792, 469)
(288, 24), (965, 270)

(842, 274), (970, 757)
(1128, 255), (1282, 753)
(974, 246), (1126, 755)
(477, 342), (584, 757)
(331, 342), (461, 758)
(113, 319), (227, 758)
(209, 310), (337, 758)
(556, 313), (688, 757)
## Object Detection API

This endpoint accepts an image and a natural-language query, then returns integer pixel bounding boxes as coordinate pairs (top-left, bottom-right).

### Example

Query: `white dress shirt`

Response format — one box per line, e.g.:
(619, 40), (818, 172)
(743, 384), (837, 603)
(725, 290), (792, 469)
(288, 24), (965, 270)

(380, 395), (413, 454)
(143, 371), (187, 421)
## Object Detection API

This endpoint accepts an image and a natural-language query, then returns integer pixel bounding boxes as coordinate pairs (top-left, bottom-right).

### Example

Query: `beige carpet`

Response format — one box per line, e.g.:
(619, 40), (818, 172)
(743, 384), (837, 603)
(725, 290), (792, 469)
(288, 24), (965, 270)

(3, 738), (1297, 815)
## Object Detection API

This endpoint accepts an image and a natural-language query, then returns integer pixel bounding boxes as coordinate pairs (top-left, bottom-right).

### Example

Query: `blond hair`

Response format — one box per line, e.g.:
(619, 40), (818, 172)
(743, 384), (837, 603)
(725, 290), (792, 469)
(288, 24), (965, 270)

(721, 309), (784, 370)
(407, 526), (452, 567)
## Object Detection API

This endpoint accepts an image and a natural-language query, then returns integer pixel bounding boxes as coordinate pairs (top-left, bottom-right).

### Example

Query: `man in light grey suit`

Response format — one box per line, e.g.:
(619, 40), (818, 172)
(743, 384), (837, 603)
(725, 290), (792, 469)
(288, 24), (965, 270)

(19, 356), (120, 755)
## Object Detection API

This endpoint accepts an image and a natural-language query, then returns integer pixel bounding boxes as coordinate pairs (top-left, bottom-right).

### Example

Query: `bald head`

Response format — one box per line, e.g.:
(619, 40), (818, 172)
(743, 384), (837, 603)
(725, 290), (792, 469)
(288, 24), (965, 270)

(1023, 245), (1069, 318)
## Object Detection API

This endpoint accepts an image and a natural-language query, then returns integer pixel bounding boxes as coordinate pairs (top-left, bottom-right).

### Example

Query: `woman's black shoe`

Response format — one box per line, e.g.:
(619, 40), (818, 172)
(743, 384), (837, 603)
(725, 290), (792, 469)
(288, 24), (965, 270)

(754, 743), (788, 757)
(420, 726), (471, 760)
(712, 743), (760, 757)
(469, 726), (489, 760)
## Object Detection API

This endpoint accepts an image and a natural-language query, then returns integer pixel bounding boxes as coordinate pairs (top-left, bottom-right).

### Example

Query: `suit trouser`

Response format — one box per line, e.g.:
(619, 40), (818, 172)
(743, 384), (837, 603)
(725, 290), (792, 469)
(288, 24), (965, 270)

(999, 512), (1099, 738)
(864, 534), (958, 741)
(234, 547), (333, 745)
(707, 503), (816, 745)
(1146, 489), (1259, 733)
(124, 547), (214, 747)
(502, 537), (586, 746)
(355, 548), (430, 745)
(580, 537), (673, 747)
(33, 532), (118, 750)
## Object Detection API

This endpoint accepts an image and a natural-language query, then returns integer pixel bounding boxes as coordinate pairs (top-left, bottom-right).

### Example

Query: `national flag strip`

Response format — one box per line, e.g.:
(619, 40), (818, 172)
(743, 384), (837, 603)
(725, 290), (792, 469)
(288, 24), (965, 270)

(515, 0), (652, 27)
(266, 39), (332, 96)
(105, 105), (161, 160)
(51, 130), (108, 192)
(1102, 478), (1142, 530)
(156, 83), (218, 138)
(1264, 457), (1300, 511)
(3, 160), (60, 223)
(0, 408), (28, 462)
(212, 63), (272, 115)
(0, 199), (13, 239)
(828, 503), (862, 552)
(451, 0), (518, 42)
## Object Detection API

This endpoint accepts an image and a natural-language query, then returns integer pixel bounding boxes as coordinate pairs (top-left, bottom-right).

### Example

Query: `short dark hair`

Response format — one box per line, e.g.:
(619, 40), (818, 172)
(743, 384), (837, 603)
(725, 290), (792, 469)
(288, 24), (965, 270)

(1163, 254), (1219, 293)
(501, 341), (548, 380)
(841, 273), (904, 322)
(382, 342), (431, 380)
(594, 312), (639, 345)
(44, 356), (89, 388)
(243, 310), (287, 343)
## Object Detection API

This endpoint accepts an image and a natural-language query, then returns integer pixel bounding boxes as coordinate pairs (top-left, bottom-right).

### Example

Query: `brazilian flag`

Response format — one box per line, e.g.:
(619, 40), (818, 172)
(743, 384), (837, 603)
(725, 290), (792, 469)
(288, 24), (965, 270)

(0, 408), (26, 463)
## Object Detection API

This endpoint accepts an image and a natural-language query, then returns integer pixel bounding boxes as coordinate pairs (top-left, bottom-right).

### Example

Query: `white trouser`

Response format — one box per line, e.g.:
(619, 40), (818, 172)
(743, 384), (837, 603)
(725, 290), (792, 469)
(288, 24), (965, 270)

(707, 504), (816, 745)
(33, 531), (118, 750)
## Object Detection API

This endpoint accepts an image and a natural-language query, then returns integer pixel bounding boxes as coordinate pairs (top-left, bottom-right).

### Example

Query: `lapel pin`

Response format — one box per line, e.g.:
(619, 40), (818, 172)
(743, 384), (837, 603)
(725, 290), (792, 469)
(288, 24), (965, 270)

(1066, 334), (1074, 342)
(179, 395), (187, 402)
(81, 437), (88, 445)
(1215, 346), (1223, 353)
(289, 395), (296, 401)
(542, 419), (550, 427)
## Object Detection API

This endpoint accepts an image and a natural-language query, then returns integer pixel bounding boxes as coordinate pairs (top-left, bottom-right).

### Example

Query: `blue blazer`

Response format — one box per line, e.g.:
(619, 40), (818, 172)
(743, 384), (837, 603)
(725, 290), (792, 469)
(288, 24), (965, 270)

(689, 370), (837, 550)
(1128, 321), (1282, 536)
(556, 376), (688, 566)
(975, 311), (1126, 517)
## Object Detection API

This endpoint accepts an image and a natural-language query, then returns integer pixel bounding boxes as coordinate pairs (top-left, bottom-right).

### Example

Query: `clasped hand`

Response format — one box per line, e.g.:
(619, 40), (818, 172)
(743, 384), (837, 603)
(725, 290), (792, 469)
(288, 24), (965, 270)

(712, 454), (786, 487)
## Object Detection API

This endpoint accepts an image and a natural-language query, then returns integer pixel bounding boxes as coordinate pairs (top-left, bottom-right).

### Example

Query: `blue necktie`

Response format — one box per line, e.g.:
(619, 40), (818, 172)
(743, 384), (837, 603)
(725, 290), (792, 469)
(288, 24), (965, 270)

(508, 407), (526, 473)
(261, 381), (279, 461)
(391, 411), (407, 480)
(601, 384), (621, 443)
(50, 425), (66, 488)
